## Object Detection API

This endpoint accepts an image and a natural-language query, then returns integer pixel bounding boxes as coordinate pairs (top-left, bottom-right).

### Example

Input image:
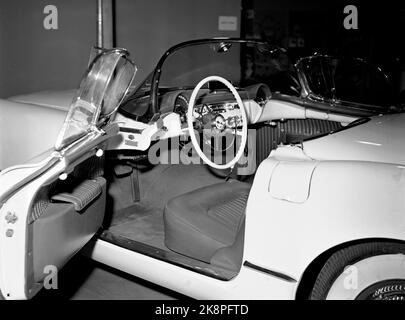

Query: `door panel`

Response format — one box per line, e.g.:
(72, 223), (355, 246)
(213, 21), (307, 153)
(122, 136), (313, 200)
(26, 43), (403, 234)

(0, 48), (135, 299)
(32, 177), (106, 282)
(0, 145), (109, 299)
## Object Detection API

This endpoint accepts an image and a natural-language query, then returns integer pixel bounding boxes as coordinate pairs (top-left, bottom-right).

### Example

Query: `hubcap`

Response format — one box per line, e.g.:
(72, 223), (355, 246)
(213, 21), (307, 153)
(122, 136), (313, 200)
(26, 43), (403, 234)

(356, 279), (405, 300)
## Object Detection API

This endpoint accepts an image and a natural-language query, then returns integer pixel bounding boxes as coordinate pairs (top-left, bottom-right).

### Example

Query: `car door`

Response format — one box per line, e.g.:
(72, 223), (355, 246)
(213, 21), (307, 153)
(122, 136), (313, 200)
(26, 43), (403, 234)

(0, 49), (136, 299)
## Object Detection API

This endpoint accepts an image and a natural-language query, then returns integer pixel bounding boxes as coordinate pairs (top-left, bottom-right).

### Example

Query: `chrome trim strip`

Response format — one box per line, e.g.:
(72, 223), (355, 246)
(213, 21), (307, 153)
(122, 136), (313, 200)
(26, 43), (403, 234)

(243, 261), (297, 283)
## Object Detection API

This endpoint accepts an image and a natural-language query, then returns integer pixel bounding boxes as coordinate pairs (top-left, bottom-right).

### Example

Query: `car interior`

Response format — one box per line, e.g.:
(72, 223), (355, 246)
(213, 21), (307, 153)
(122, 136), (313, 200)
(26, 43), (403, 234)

(29, 42), (347, 282)
(100, 97), (342, 280)
(29, 96), (342, 283)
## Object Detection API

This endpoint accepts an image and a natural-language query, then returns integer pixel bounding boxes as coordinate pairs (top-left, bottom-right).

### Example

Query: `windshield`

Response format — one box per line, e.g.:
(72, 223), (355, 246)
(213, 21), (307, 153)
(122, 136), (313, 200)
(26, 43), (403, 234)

(55, 49), (136, 151)
(298, 56), (394, 109)
(159, 42), (297, 90)
(121, 40), (299, 118)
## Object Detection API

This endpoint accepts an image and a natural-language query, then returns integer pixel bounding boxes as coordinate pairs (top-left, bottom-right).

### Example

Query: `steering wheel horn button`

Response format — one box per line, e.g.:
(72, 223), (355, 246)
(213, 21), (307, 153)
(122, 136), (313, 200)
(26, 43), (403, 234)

(215, 115), (226, 131)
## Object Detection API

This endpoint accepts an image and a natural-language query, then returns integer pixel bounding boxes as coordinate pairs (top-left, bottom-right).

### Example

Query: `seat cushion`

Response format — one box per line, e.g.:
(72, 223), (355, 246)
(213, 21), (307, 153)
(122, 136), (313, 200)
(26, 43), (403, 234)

(164, 180), (251, 263)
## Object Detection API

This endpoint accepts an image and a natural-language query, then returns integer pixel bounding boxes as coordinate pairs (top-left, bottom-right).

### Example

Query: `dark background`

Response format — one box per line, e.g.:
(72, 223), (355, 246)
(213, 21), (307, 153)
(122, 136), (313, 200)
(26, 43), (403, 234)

(0, 0), (404, 96)
(242, 0), (405, 91)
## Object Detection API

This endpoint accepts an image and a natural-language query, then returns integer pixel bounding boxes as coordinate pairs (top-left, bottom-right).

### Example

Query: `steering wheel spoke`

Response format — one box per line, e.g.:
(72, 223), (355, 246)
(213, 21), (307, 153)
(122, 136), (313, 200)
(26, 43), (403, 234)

(234, 128), (244, 137)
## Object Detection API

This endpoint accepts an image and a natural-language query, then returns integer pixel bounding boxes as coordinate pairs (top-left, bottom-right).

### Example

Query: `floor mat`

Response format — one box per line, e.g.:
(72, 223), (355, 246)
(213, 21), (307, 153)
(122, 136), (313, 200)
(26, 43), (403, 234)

(108, 204), (166, 250)
(110, 201), (158, 226)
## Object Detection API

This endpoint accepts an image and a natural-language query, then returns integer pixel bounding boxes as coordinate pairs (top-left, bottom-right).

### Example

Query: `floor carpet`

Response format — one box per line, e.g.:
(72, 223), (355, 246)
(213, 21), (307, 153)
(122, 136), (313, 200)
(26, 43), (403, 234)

(108, 203), (166, 250)
(106, 164), (225, 249)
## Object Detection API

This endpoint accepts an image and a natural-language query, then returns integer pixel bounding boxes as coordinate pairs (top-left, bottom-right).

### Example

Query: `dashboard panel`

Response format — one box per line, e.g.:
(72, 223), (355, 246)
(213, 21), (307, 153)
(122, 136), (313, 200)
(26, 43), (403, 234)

(110, 83), (275, 152)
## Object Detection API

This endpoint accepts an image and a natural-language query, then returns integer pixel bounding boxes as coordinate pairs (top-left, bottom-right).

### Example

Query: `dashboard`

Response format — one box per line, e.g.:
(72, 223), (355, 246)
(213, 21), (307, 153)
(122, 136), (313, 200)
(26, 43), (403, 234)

(172, 84), (272, 128)
(109, 83), (273, 152)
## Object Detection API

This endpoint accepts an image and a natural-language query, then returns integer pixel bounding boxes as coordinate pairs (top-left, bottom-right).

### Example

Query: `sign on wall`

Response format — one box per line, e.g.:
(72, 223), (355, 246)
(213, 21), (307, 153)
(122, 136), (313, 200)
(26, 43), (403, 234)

(218, 16), (238, 31)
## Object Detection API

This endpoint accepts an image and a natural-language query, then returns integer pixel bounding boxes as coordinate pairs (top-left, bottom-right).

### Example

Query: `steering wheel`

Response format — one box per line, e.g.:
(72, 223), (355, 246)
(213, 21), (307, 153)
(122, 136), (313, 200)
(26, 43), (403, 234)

(187, 76), (248, 170)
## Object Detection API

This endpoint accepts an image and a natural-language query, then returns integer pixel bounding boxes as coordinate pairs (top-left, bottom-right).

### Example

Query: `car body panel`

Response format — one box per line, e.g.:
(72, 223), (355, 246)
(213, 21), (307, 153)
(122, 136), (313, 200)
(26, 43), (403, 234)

(303, 113), (405, 165)
(245, 143), (405, 289)
(85, 239), (297, 299)
(0, 98), (67, 170)
(9, 89), (75, 112)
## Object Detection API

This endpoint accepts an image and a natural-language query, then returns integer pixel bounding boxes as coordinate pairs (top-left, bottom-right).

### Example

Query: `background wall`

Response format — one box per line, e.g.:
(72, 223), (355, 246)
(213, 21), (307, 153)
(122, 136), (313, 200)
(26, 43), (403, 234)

(115, 0), (241, 86)
(0, 0), (241, 98)
(0, 0), (97, 98)
(244, 0), (405, 91)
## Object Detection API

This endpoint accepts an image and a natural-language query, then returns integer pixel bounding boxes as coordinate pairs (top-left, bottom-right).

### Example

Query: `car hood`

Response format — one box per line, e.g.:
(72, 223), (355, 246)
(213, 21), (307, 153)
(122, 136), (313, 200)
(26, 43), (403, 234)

(302, 113), (405, 165)
(0, 98), (67, 169)
(8, 89), (75, 112)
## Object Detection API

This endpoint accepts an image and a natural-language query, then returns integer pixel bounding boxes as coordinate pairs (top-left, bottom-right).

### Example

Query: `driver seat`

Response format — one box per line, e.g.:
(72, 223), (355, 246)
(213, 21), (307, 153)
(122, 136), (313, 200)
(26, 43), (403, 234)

(163, 180), (251, 263)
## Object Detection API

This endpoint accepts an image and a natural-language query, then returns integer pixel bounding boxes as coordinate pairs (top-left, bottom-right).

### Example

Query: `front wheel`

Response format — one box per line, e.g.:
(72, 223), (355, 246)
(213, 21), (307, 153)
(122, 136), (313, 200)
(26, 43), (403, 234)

(309, 242), (405, 300)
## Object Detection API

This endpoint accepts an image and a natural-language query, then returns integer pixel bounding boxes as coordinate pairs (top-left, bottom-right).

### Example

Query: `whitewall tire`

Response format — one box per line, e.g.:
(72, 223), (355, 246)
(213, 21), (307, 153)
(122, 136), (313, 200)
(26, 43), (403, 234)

(309, 242), (405, 300)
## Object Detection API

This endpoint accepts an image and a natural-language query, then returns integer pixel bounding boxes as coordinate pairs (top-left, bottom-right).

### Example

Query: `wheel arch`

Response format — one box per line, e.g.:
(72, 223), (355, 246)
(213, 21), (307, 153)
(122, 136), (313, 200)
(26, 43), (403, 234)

(294, 237), (405, 300)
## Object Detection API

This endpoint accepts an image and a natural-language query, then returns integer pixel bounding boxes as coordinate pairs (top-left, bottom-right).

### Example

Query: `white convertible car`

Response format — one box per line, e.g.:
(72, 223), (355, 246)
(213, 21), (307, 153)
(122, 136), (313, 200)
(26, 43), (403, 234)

(1, 39), (405, 300)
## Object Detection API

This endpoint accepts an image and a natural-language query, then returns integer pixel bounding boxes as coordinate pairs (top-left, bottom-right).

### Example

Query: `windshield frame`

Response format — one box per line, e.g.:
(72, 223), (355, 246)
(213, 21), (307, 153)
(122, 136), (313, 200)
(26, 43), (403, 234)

(148, 38), (283, 115)
(295, 54), (393, 112)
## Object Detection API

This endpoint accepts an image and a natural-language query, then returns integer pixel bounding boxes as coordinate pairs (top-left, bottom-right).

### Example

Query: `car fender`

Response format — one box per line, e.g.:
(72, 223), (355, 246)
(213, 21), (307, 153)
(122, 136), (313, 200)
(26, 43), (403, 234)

(0, 98), (67, 169)
(244, 157), (405, 284)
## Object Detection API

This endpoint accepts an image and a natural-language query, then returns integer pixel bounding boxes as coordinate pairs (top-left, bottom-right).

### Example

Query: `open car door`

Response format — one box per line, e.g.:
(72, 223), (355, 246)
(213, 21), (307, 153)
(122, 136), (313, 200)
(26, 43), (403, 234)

(0, 49), (136, 299)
